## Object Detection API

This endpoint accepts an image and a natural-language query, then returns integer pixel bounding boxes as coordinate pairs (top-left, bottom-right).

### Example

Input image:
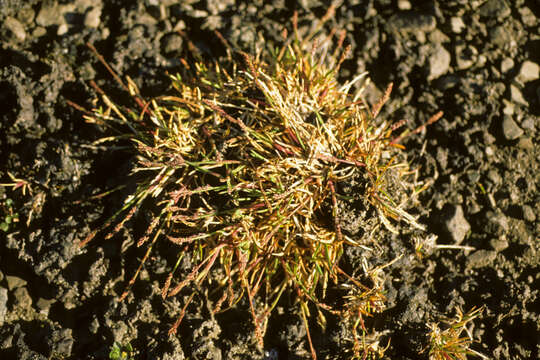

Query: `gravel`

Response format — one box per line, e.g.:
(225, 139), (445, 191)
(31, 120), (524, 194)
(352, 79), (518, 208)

(441, 205), (471, 244)
(518, 61), (540, 83)
(428, 44), (451, 80)
(502, 116), (524, 140)
(466, 250), (498, 269)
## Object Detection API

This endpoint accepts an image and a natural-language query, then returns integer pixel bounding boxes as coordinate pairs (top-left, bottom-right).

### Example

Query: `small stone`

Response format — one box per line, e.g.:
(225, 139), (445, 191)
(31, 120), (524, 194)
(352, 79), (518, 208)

(0, 287), (7, 324)
(1, 333), (12, 349)
(502, 99), (514, 115)
(52, 329), (74, 357)
(436, 75), (459, 90)
(502, 116), (524, 140)
(510, 84), (527, 106)
(32, 27), (47, 37)
(521, 117), (535, 131)
(441, 205), (470, 244)
(450, 17), (465, 33)
(428, 29), (450, 44)
(57, 23), (69, 36)
(518, 61), (540, 82)
(517, 137), (534, 150)
(490, 238), (509, 252)
(477, 54), (487, 68)
(487, 169), (502, 185)
(161, 33), (183, 54)
(455, 44), (478, 70)
(486, 211), (509, 234)
(13, 287), (32, 309)
(36, 298), (55, 315)
(17, 7), (35, 25)
(428, 45), (451, 80)
(490, 26), (512, 48)
(391, 12), (436, 33)
(84, 7), (101, 28)
(467, 250), (497, 269)
(500, 58), (514, 73)
(519, 6), (537, 27)
(521, 205), (536, 222)
(190, 9), (208, 18)
(3, 17), (26, 42)
(397, 0), (412, 10)
(36, 3), (63, 27)
(479, 0), (511, 18)
(5, 275), (26, 291)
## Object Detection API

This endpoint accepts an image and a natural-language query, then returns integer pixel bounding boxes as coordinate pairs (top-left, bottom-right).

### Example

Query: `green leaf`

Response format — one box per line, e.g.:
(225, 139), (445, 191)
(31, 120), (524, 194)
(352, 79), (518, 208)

(109, 343), (121, 360)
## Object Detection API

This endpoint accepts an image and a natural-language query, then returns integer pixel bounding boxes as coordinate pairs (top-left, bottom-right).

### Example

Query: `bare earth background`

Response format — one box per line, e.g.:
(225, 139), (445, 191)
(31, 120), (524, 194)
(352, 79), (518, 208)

(0, 0), (539, 359)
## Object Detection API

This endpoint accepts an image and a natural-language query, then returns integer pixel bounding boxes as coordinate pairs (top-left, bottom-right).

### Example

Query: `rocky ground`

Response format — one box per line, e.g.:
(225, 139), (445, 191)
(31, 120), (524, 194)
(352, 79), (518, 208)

(0, 0), (539, 359)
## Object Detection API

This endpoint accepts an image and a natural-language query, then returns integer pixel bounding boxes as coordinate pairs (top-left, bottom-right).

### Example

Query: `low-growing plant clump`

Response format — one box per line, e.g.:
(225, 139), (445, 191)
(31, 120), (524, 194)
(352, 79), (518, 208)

(422, 307), (487, 360)
(76, 8), (460, 359)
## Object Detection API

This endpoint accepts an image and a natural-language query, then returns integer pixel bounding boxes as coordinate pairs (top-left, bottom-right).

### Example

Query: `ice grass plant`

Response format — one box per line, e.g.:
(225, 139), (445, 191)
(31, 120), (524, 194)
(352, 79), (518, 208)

(80, 11), (438, 358)
(422, 307), (487, 360)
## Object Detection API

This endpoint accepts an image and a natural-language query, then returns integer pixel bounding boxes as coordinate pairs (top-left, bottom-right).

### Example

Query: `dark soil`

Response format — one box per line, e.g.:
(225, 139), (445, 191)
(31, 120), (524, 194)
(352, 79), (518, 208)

(1, 1), (538, 359)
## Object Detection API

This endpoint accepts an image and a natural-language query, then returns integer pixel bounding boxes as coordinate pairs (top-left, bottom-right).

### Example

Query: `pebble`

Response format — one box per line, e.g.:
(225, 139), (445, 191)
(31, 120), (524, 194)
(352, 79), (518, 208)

(391, 13), (436, 33)
(490, 25), (512, 48)
(502, 116), (524, 140)
(479, 0), (511, 18)
(17, 7), (35, 25)
(450, 17), (465, 33)
(161, 33), (183, 54)
(466, 250), (497, 269)
(57, 23), (69, 36)
(517, 137), (534, 150)
(36, 297), (55, 315)
(521, 117), (535, 130)
(36, 3), (63, 27)
(521, 205), (536, 222)
(487, 169), (502, 185)
(518, 61), (540, 82)
(3, 16), (26, 42)
(436, 75), (459, 90)
(84, 7), (101, 28)
(428, 29), (450, 44)
(52, 329), (74, 357)
(13, 287), (32, 309)
(519, 6), (537, 27)
(500, 58), (514, 73)
(455, 44), (478, 70)
(5, 275), (27, 290)
(502, 99), (514, 115)
(486, 211), (509, 233)
(397, 0), (412, 10)
(428, 45), (451, 80)
(32, 26), (47, 37)
(0, 287), (7, 324)
(510, 84), (527, 106)
(490, 238), (509, 252)
(477, 54), (487, 68)
(442, 205), (470, 244)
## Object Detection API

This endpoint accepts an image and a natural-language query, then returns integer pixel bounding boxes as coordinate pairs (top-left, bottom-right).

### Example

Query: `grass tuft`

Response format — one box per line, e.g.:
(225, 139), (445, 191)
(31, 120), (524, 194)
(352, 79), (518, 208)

(79, 9), (439, 358)
(422, 306), (488, 360)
